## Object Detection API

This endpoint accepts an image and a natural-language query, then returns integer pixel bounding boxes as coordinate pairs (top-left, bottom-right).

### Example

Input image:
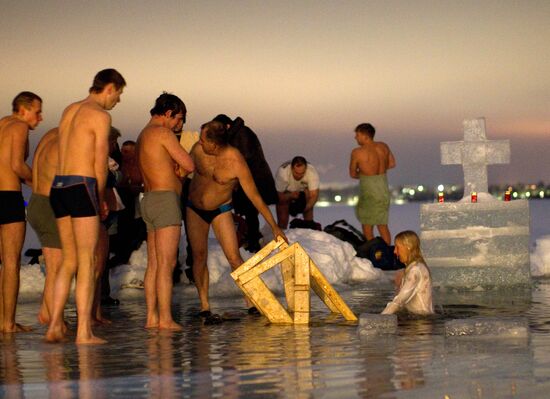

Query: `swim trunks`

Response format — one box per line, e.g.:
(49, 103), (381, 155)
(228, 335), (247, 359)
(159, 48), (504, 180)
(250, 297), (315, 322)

(27, 193), (61, 249)
(0, 191), (25, 225)
(186, 201), (233, 224)
(50, 175), (99, 218)
(141, 191), (182, 232)
(355, 174), (390, 225)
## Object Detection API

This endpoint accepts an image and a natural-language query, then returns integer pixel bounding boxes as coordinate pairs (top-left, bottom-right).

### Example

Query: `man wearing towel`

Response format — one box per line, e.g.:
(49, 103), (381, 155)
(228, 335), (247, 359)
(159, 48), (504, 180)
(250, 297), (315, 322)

(349, 123), (396, 245)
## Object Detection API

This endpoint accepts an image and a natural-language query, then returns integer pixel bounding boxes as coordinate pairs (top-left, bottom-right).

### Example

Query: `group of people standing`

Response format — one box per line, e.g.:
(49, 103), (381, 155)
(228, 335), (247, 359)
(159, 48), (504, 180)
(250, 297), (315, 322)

(0, 68), (433, 345)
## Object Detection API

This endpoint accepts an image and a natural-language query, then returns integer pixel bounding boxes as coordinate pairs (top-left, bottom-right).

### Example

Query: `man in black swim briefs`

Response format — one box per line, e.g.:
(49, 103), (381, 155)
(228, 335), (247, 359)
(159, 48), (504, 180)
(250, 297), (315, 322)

(45, 69), (126, 345)
(186, 120), (287, 320)
(0, 91), (42, 333)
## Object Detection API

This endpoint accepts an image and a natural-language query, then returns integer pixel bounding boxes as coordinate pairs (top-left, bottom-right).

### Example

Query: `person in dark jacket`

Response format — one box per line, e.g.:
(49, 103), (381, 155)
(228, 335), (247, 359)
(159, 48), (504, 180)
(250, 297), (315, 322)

(213, 114), (277, 252)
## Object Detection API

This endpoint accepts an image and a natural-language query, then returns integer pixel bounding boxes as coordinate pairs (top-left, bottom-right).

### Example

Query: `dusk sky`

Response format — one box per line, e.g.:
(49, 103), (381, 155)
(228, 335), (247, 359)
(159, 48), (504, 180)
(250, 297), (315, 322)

(2, 0), (548, 189)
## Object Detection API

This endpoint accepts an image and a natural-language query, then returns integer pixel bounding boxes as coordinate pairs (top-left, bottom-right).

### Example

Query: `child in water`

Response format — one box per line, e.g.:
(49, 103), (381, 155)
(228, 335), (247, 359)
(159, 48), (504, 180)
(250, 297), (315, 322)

(382, 230), (434, 315)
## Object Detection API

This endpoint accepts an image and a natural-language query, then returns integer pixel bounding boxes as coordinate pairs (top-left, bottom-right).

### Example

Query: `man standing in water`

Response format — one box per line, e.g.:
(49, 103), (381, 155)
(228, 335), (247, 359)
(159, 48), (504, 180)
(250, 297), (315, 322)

(187, 121), (286, 320)
(349, 123), (396, 245)
(27, 127), (63, 326)
(45, 69), (126, 344)
(0, 91), (42, 332)
(137, 93), (194, 331)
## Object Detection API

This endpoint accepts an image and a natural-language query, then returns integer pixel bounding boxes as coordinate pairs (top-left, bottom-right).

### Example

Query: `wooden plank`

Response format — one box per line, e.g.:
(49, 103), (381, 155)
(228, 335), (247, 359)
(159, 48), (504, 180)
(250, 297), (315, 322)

(310, 260), (357, 321)
(280, 257), (295, 311)
(293, 289), (310, 324)
(293, 245), (310, 324)
(241, 277), (293, 323)
(231, 237), (286, 280)
(236, 245), (297, 286)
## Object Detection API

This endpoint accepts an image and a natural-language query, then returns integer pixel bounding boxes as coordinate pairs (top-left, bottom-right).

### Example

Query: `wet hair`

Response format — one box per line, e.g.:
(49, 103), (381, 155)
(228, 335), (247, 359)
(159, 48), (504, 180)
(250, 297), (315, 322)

(355, 123), (376, 139)
(395, 230), (426, 266)
(212, 114), (232, 126)
(89, 69), (126, 93)
(201, 120), (228, 146)
(291, 156), (307, 168)
(12, 91), (42, 113)
(150, 92), (186, 118)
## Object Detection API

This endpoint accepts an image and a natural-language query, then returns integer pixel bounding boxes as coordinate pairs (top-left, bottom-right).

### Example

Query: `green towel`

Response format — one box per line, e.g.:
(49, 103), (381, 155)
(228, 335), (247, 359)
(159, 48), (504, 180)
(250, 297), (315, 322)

(355, 174), (390, 225)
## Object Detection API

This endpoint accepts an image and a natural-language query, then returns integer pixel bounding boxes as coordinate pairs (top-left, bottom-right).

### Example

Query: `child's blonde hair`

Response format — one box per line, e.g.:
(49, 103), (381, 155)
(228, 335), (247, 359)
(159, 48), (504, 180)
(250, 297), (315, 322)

(395, 230), (426, 266)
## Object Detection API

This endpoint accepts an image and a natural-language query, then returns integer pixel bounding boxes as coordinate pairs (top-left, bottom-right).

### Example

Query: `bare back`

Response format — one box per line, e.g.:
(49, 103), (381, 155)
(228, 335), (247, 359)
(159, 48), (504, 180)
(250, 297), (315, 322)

(57, 99), (110, 178)
(188, 144), (242, 209)
(0, 116), (31, 190)
(137, 124), (193, 196)
(32, 128), (59, 196)
(350, 141), (396, 177)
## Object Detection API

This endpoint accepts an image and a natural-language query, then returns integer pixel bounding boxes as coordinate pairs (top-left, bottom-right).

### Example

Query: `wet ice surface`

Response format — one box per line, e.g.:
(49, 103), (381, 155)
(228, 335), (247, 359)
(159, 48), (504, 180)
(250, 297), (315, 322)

(4, 280), (550, 398)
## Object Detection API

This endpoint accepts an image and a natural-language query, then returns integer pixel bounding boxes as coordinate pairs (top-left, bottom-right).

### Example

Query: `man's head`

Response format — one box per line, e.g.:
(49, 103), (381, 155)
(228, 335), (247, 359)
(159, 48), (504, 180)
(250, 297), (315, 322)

(89, 69), (126, 110)
(212, 114), (233, 130)
(109, 127), (121, 153)
(12, 91), (43, 130)
(150, 92), (187, 133)
(290, 156), (308, 181)
(355, 123), (376, 140)
(200, 120), (227, 155)
(121, 140), (136, 161)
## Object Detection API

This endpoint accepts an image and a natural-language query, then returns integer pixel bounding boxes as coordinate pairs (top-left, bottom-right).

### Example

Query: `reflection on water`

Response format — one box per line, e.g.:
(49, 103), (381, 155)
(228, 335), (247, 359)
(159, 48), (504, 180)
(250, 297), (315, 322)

(3, 280), (550, 398)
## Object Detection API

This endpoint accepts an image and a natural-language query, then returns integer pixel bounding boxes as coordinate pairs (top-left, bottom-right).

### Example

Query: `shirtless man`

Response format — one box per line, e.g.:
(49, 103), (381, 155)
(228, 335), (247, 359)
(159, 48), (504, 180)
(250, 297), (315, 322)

(45, 69), (126, 344)
(349, 123), (396, 245)
(187, 121), (286, 318)
(27, 128), (62, 326)
(0, 91), (42, 332)
(137, 93), (194, 330)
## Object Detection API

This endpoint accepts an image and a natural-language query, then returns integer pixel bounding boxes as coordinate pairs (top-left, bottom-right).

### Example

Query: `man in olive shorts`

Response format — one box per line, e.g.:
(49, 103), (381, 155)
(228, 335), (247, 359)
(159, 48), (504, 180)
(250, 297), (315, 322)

(137, 93), (194, 331)
(27, 127), (63, 327)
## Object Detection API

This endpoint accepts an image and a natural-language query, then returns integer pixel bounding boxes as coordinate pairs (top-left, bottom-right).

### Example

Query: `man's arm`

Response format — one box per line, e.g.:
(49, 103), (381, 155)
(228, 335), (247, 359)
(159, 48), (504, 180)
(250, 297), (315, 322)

(94, 112), (111, 219)
(10, 122), (32, 185)
(349, 149), (359, 179)
(236, 153), (287, 242)
(387, 148), (396, 170)
(163, 129), (195, 176)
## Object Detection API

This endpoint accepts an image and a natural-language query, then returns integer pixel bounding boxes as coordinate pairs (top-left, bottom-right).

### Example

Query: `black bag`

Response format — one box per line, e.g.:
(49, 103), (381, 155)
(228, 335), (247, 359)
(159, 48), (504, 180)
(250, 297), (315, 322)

(323, 220), (365, 249)
(289, 218), (322, 231)
(357, 237), (405, 270)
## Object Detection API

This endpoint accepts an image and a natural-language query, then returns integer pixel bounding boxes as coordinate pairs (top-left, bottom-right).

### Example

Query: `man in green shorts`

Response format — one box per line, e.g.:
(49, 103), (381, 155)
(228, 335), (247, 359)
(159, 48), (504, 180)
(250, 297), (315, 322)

(349, 123), (396, 245)
(27, 127), (62, 326)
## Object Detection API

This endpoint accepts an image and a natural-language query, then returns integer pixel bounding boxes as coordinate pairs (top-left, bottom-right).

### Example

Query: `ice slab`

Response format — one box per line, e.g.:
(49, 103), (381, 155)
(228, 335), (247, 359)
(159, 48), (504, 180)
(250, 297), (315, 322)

(531, 235), (550, 277)
(445, 317), (529, 338)
(357, 313), (397, 336)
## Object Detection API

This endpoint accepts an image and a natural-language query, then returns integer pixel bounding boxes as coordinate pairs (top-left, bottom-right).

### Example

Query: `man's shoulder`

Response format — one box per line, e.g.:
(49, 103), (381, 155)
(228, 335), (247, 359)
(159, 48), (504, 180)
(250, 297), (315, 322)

(1, 118), (28, 136)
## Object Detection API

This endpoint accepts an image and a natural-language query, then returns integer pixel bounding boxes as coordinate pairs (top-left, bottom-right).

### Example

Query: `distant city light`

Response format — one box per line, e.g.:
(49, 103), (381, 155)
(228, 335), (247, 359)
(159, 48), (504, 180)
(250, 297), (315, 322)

(451, 185), (457, 191)
(437, 184), (444, 192)
(540, 191), (545, 198)
(525, 192), (531, 198)
(417, 185), (424, 192)
(513, 192), (518, 198)
(334, 195), (342, 202)
(408, 189), (415, 196)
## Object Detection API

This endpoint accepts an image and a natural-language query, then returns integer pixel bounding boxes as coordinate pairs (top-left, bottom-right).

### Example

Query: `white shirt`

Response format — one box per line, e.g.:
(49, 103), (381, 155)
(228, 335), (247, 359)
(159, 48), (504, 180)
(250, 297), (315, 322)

(275, 162), (320, 193)
(382, 261), (434, 315)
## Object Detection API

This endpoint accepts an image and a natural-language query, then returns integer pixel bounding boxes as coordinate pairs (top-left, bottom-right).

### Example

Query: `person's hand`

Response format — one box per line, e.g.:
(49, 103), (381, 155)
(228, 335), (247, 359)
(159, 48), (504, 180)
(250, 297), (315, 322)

(272, 226), (288, 243)
(100, 200), (109, 221)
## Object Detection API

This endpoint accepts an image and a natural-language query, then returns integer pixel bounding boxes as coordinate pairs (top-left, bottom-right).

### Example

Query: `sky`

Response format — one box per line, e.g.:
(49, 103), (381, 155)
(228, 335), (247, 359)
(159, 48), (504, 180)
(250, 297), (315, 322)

(1, 0), (549, 189)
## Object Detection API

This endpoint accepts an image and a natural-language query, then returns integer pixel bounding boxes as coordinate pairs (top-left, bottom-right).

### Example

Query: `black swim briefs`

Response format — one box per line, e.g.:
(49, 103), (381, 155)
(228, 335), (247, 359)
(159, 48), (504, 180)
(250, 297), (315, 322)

(50, 175), (99, 218)
(0, 191), (26, 225)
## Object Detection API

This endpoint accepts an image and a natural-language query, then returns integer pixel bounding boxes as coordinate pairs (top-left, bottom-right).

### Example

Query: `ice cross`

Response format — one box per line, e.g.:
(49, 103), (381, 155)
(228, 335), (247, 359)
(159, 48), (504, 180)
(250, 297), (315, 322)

(440, 117), (510, 196)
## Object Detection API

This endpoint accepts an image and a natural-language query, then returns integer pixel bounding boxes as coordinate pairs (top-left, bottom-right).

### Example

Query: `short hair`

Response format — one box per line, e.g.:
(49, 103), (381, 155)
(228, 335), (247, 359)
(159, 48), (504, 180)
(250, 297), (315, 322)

(89, 69), (126, 93)
(109, 126), (121, 141)
(291, 156), (307, 168)
(395, 230), (426, 266)
(201, 120), (228, 146)
(212, 114), (232, 126)
(122, 140), (136, 147)
(355, 123), (376, 139)
(12, 91), (42, 113)
(150, 92), (186, 117)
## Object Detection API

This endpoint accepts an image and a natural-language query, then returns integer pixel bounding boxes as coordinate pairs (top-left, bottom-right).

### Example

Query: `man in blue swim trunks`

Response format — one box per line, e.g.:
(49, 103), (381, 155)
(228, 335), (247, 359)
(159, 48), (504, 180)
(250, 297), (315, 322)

(187, 121), (287, 319)
(137, 93), (195, 331)
(0, 91), (43, 333)
(45, 69), (126, 345)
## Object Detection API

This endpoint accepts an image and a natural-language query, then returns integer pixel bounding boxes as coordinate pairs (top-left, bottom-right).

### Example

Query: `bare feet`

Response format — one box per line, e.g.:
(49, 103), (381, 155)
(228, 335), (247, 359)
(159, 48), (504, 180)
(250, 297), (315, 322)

(3, 323), (33, 333)
(92, 316), (112, 326)
(158, 321), (183, 331)
(44, 329), (68, 343)
(38, 311), (50, 325)
(76, 334), (107, 345)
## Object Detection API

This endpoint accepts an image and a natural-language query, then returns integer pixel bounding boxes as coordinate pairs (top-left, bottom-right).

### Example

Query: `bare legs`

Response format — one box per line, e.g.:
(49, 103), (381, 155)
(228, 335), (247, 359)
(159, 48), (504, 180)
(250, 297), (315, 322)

(0, 221), (30, 333)
(144, 225), (182, 330)
(37, 247), (63, 325)
(45, 215), (105, 344)
(362, 224), (391, 245)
